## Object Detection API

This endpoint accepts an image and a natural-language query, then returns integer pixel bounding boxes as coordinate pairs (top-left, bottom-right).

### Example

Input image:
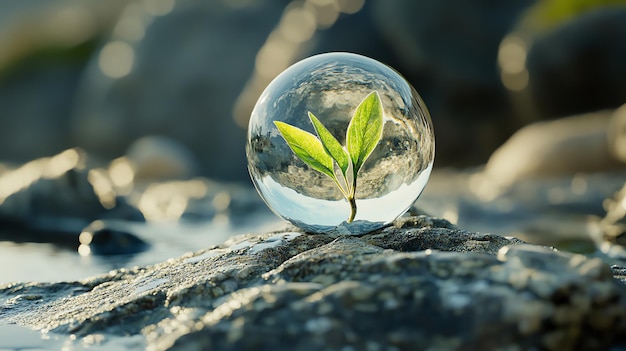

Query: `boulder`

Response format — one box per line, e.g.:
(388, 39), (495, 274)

(483, 109), (625, 188)
(2, 215), (625, 350)
(0, 0), (128, 163)
(70, 0), (284, 181)
(0, 148), (141, 225)
(501, 6), (626, 125)
(0, 148), (145, 251)
(370, 0), (534, 166)
(525, 7), (626, 118)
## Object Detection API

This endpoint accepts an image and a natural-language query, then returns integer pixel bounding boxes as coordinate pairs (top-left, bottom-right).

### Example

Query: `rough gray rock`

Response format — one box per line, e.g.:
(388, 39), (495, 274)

(1, 215), (626, 350)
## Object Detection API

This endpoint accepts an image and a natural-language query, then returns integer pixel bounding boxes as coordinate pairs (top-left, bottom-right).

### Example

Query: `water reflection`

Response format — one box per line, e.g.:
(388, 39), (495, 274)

(0, 216), (280, 283)
(256, 163), (431, 231)
(0, 324), (63, 350)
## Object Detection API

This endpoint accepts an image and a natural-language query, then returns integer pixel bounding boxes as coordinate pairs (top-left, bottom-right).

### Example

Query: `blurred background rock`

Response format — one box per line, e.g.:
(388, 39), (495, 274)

(1, 0), (626, 270)
(1, 0), (625, 178)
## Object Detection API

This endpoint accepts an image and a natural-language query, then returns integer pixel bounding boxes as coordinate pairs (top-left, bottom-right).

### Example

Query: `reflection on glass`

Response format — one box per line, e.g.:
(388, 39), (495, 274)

(247, 52), (435, 233)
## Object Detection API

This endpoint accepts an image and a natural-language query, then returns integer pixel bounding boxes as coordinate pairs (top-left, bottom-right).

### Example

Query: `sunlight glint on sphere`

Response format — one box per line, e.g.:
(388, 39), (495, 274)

(246, 53), (435, 234)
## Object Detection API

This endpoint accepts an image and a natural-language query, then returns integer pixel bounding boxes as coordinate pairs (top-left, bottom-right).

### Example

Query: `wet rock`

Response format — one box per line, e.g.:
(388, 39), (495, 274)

(1, 215), (625, 350)
(79, 220), (149, 256)
(0, 148), (144, 246)
(0, 148), (117, 221)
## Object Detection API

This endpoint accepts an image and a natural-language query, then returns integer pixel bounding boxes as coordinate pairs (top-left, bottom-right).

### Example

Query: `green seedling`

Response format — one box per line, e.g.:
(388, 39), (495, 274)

(274, 91), (383, 223)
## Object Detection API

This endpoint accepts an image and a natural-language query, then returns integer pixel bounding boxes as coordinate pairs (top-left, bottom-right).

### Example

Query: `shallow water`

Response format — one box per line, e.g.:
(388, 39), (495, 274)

(0, 325), (62, 350)
(0, 213), (281, 283)
(0, 324), (147, 351)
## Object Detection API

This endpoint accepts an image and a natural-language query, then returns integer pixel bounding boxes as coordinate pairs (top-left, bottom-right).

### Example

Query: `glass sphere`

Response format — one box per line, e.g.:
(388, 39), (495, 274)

(246, 52), (435, 234)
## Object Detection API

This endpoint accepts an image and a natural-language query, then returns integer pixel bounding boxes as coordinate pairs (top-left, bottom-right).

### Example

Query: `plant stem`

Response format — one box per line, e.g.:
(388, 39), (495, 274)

(347, 175), (358, 223)
(347, 196), (356, 223)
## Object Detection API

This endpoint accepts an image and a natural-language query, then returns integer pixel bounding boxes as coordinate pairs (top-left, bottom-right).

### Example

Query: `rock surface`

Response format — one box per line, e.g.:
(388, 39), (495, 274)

(2, 215), (626, 350)
(483, 109), (625, 188)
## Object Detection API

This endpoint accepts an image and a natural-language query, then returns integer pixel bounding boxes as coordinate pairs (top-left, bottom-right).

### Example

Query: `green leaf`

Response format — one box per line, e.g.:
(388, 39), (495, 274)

(346, 91), (383, 177)
(308, 111), (350, 176)
(273, 121), (335, 180)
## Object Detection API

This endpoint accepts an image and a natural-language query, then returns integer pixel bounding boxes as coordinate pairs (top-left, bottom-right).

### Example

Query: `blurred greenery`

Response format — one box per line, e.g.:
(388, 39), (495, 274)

(526, 0), (626, 29)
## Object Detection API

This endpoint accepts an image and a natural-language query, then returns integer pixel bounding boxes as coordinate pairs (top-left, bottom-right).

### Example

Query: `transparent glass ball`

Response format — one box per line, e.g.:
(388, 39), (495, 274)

(246, 52), (435, 234)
